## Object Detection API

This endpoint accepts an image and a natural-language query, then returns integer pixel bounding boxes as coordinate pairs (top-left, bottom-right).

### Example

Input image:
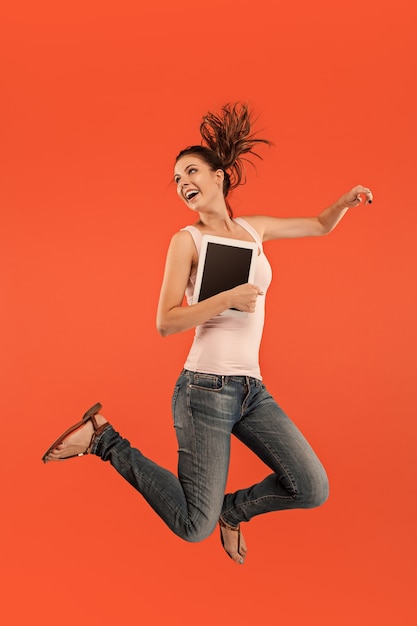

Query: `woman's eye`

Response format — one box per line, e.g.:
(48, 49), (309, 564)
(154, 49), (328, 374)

(188, 168), (196, 174)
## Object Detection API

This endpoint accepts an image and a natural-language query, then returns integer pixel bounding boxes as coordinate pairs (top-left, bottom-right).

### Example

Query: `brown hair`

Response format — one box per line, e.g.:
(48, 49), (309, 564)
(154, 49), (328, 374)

(176, 103), (271, 217)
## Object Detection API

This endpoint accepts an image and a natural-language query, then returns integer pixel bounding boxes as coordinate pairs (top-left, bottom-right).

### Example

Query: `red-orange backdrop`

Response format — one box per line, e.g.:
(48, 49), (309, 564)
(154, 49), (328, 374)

(1, 1), (416, 624)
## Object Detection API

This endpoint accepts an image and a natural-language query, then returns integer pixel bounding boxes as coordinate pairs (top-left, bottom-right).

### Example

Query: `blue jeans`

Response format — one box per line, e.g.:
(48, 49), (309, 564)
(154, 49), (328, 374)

(91, 370), (329, 542)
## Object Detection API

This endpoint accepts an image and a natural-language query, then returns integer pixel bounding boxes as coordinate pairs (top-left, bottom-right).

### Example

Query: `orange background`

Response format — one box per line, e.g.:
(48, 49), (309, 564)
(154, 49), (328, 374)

(1, 1), (416, 624)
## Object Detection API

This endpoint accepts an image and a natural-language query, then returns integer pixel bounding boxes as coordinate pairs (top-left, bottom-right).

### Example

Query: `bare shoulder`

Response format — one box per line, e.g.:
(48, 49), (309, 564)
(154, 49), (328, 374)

(170, 228), (196, 246)
(167, 229), (198, 262)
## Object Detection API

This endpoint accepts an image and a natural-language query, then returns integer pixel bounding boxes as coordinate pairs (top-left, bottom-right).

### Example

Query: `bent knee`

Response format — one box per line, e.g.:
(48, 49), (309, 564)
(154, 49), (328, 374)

(305, 473), (329, 508)
(182, 520), (217, 543)
(293, 469), (329, 509)
(312, 478), (329, 507)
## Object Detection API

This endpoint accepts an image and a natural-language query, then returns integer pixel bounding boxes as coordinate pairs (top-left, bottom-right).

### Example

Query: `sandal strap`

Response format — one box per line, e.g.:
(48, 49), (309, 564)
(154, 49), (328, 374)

(219, 518), (244, 563)
(42, 402), (107, 463)
(84, 421), (111, 455)
(219, 517), (240, 532)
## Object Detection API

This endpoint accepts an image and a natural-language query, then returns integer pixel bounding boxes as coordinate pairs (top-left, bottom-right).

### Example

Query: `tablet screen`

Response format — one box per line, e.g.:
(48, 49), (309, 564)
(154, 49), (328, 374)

(193, 235), (257, 317)
(198, 242), (254, 301)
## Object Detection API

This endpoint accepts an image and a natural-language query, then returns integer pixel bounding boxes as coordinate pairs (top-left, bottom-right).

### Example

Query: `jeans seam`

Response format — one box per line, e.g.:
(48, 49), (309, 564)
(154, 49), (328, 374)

(221, 494), (295, 527)
(108, 444), (196, 530)
(185, 380), (204, 528)
(237, 420), (299, 496)
(222, 493), (294, 516)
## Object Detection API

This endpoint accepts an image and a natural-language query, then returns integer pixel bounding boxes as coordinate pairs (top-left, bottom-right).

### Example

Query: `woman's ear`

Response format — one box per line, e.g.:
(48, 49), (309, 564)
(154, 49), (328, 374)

(215, 169), (225, 185)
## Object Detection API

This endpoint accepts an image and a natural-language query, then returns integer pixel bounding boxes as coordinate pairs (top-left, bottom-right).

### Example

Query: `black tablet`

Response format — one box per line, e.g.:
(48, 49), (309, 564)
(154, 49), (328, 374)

(193, 235), (258, 318)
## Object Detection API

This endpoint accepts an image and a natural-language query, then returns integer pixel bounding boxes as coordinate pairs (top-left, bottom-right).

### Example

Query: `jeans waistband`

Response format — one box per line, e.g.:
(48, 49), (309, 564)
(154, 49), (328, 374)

(182, 369), (263, 387)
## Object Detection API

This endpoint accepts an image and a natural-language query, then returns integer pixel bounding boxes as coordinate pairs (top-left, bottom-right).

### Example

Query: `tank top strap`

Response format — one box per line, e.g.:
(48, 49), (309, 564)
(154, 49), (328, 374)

(234, 217), (264, 252)
(182, 219), (262, 254)
(181, 225), (203, 254)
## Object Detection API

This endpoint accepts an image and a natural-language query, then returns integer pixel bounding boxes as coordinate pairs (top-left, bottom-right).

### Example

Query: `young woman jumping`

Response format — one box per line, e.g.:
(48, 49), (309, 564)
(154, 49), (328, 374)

(42, 103), (373, 565)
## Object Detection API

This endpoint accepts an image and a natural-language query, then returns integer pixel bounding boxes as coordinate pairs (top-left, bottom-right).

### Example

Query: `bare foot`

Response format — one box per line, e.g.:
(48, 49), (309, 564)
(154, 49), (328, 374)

(45, 413), (108, 462)
(220, 522), (247, 564)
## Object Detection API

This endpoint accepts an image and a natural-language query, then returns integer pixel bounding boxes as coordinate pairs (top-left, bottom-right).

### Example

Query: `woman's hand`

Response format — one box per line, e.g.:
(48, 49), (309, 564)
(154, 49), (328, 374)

(227, 283), (264, 313)
(338, 185), (373, 208)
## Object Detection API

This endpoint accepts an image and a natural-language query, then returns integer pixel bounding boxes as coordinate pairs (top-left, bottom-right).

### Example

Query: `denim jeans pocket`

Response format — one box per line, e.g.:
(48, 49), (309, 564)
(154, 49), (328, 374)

(189, 372), (225, 392)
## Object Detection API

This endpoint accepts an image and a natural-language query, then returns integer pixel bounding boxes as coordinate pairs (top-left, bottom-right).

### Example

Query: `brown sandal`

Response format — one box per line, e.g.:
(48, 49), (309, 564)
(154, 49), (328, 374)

(41, 403), (109, 463)
(219, 517), (244, 564)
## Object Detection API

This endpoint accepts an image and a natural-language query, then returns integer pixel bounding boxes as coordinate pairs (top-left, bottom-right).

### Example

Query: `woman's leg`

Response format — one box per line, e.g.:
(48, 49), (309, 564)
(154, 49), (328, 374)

(220, 379), (329, 528)
(91, 370), (243, 542)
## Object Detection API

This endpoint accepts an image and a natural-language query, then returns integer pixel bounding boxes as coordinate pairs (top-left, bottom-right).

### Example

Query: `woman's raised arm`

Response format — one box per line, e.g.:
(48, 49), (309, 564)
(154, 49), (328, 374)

(245, 185), (373, 242)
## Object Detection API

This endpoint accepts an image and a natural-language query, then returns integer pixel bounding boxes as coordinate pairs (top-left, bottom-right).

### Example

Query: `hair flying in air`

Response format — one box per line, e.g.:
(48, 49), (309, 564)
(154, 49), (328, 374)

(176, 102), (272, 216)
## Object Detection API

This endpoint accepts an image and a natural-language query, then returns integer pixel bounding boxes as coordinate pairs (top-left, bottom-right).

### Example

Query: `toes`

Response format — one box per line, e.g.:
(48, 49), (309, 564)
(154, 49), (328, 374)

(227, 549), (245, 565)
(238, 544), (247, 564)
(220, 525), (247, 564)
(46, 451), (57, 459)
(48, 447), (61, 457)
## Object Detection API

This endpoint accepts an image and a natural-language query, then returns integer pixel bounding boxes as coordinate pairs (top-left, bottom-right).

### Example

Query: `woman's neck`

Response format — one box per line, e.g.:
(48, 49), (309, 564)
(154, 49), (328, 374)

(196, 213), (235, 232)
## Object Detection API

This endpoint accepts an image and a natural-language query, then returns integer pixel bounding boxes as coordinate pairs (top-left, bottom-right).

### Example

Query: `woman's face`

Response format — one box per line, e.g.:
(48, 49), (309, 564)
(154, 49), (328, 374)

(174, 155), (224, 211)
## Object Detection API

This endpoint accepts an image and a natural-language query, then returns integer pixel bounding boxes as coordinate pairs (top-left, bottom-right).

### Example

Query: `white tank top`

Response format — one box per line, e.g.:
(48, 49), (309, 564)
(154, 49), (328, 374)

(181, 217), (272, 380)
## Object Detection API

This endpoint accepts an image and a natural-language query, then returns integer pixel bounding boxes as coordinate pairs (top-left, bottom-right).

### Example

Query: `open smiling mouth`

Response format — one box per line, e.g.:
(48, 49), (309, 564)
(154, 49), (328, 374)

(185, 190), (199, 201)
